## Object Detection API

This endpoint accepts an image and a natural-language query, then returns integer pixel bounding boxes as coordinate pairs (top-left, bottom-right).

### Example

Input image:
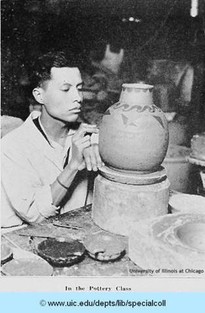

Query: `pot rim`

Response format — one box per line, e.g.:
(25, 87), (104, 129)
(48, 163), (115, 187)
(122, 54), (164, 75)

(163, 156), (190, 163)
(122, 83), (154, 89)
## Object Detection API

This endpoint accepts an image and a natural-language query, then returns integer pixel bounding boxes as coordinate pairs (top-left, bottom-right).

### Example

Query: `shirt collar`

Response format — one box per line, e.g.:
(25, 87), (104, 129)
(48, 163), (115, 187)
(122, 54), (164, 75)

(30, 111), (75, 148)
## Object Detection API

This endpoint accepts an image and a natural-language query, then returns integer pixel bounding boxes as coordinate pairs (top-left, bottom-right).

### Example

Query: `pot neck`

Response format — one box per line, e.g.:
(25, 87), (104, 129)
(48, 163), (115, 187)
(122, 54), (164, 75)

(119, 84), (153, 106)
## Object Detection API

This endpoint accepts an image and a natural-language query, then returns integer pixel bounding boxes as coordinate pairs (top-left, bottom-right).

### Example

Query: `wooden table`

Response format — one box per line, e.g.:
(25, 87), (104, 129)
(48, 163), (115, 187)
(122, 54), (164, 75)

(1, 205), (145, 276)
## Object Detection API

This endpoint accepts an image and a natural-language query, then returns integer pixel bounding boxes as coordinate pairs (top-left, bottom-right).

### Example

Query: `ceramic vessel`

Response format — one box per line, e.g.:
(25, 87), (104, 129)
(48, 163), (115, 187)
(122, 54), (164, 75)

(162, 144), (192, 193)
(99, 83), (169, 171)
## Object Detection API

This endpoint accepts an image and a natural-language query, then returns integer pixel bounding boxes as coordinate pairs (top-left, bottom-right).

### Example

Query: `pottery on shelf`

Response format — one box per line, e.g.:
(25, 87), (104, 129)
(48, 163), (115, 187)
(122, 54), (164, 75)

(99, 83), (169, 172)
(162, 144), (192, 193)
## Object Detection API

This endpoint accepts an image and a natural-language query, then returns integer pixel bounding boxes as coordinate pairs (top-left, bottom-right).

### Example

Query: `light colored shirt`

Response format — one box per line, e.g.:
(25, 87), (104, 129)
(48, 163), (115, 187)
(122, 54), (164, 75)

(1, 111), (92, 228)
(1, 115), (23, 138)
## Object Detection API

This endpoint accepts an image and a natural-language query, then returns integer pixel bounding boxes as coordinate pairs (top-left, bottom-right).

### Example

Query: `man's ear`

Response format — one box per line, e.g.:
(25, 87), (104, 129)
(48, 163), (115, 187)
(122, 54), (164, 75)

(32, 88), (44, 104)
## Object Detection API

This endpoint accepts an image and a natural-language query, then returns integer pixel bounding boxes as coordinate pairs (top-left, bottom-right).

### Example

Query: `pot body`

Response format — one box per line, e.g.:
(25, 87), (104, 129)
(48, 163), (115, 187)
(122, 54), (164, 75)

(99, 83), (169, 171)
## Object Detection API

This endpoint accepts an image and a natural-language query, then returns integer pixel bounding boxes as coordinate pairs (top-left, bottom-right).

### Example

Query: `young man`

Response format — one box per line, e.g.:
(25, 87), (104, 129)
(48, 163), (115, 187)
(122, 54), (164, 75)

(1, 51), (102, 228)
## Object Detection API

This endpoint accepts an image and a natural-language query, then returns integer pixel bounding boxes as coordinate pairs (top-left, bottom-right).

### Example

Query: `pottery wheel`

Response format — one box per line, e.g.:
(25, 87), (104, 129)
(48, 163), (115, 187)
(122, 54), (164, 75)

(99, 165), (167, 185)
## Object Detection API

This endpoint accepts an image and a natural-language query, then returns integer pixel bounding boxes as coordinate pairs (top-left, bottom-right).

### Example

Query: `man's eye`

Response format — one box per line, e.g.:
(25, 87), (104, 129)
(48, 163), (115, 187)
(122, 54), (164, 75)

(77, 83), (84, 91)
(62, 89), (69, 92)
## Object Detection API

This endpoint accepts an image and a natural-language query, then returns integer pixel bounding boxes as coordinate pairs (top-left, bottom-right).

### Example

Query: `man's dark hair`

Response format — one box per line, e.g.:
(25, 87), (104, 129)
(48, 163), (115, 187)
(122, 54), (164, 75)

(29, 51), (78, 90)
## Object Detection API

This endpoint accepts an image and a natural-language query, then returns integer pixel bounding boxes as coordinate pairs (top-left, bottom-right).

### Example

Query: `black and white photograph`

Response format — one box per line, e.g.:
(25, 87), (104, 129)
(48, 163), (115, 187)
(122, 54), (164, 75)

(1, 0), (205, 285)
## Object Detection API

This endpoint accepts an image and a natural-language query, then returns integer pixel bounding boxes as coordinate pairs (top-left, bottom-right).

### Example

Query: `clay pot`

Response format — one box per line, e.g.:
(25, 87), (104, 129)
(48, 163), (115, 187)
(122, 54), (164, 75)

(99, 83), (169, 171)
(162, 144), (192, 193)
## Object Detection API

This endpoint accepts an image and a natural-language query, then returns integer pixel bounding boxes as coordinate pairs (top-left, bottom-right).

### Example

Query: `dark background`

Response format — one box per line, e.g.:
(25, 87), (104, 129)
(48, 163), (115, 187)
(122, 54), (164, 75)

(1, 0), (205, 120)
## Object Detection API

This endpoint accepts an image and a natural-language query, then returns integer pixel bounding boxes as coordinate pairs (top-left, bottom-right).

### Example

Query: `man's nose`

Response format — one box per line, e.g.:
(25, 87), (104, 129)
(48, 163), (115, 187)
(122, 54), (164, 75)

(72, 87), (82, 103)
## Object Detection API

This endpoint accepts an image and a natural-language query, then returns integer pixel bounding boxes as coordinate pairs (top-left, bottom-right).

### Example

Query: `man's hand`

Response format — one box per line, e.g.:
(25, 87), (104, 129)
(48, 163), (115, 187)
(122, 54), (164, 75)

(52, 123), (103, 206)
(69, 123), (102, 171)
(82, 143), (103, 171)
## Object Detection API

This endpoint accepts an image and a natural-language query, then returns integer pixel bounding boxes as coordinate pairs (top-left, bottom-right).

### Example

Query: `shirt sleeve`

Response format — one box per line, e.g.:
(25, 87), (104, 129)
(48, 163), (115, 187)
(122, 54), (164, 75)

(1, 149), (59, 225)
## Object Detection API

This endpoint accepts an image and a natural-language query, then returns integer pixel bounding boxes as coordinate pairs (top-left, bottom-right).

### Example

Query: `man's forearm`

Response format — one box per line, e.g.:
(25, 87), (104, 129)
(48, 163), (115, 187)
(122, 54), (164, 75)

(50, 163), (79, 206)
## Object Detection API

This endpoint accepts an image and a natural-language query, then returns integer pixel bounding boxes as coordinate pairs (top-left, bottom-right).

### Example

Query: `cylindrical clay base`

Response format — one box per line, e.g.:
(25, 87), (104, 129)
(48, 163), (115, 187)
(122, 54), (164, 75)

(92, 174), (170, 236)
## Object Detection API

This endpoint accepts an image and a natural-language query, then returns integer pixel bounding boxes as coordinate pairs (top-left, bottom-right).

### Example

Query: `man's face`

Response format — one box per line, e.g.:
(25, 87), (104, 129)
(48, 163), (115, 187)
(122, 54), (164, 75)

(40, 67), (83, 123)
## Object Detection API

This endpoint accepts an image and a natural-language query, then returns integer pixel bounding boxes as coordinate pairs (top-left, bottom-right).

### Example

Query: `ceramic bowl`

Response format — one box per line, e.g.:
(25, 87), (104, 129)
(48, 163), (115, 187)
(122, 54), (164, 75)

(1, 244), (13, 265)
(1, 247), (53, 276)
(37, 238), (85, 267)
(83, 231), (126, 262)
(2, 258), (53, 276)
(169, 193), (205, 214)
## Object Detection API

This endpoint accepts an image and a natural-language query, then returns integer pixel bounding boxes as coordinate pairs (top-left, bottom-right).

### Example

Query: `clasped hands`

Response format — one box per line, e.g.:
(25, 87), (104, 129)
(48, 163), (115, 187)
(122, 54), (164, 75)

(70, 123), (103, 172)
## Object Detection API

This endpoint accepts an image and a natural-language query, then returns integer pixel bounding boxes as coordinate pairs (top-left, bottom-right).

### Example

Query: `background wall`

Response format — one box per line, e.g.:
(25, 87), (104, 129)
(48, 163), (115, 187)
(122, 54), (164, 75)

(1, 0), (205, 121)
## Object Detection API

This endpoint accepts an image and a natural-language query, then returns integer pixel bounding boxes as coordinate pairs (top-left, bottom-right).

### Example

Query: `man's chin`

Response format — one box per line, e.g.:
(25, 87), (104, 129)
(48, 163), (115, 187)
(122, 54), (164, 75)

(66, 114), (79, 123)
